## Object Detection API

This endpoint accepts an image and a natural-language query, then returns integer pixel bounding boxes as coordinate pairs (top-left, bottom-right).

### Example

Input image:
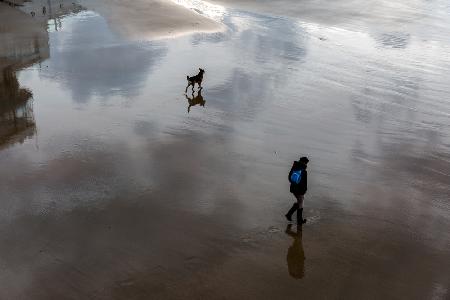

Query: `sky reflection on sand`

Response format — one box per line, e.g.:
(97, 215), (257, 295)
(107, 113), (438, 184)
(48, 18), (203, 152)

(0, 1), (450, 298)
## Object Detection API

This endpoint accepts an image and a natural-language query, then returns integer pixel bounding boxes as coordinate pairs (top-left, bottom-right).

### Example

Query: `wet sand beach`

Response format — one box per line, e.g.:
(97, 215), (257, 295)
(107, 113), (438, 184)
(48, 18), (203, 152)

(78, 0), (223, 39)
(0, 0), (450, 299)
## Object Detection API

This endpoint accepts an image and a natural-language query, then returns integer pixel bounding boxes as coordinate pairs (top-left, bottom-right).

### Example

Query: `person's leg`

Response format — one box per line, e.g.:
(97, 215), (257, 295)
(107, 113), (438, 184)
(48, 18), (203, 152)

(296, 194), (304, 208)
(285, 202), (299, 221)
(296, 195), (306, 225)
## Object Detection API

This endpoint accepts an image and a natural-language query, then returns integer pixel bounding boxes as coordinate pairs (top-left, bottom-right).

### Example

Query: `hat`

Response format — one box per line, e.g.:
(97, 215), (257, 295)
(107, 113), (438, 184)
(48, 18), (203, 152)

(299, 156), (309, 164)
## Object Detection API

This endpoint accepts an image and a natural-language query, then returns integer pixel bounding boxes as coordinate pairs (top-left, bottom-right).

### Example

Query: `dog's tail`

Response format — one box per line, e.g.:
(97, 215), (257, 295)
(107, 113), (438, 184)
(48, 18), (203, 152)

(186, 75), (189, 80)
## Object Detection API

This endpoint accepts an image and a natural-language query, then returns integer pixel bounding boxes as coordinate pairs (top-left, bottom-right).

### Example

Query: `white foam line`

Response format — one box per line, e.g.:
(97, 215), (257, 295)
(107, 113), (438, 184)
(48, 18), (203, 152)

(170, 0), (227, 22)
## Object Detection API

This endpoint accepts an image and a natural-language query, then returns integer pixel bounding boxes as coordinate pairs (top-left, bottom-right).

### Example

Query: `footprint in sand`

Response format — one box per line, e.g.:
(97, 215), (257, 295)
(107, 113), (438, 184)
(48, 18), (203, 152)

(268, 226), (281, 233)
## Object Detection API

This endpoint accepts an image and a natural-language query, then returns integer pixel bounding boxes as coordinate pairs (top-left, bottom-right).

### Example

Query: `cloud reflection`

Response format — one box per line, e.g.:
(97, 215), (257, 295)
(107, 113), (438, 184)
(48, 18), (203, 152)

(40, 12), (168, 103)
(375, 32), (410, 49)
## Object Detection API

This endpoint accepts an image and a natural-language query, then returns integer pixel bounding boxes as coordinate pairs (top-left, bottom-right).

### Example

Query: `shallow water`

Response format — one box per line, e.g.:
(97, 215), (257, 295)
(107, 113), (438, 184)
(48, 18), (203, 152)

(1, 1), (450, 299)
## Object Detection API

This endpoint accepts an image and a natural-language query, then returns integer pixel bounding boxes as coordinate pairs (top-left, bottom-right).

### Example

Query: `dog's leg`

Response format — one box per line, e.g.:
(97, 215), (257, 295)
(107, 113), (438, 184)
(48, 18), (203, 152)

(185, 94), (192, 113)
(185, 83), (191, 93)
(192, 83), (196, 93)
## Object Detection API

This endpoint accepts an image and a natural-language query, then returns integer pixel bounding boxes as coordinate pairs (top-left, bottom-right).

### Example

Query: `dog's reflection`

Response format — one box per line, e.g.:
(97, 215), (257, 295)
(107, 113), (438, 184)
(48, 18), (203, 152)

(285, 224), (305, 279)
(185, 88), (205, 113)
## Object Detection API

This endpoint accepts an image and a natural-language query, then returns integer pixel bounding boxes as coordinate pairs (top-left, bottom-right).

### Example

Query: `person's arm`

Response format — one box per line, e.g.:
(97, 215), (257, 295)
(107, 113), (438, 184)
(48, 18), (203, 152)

(303, 171), (308, 193)
(288, 162), (295, 182)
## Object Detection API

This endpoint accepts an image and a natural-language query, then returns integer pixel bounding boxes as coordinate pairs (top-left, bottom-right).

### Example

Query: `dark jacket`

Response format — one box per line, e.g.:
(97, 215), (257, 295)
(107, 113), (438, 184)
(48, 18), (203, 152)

(288, 161), (307, 195)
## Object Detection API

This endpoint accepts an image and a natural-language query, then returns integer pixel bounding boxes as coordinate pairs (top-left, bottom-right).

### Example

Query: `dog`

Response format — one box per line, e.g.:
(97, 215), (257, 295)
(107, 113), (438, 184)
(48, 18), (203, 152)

(185, 68), (205, 93)
(185, 88), (205, 113)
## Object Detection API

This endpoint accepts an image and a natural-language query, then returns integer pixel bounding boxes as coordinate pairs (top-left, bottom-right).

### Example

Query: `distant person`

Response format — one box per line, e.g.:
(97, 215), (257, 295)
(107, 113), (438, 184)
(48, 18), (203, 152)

(285, 156), (309, 225)
(42, 6), (46, 15)
(285, 224), (305, 279)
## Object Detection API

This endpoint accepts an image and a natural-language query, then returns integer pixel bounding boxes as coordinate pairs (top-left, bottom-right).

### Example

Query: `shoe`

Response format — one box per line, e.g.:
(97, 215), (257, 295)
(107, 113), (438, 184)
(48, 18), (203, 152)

(297, 219), (306, 226)
(297, 208), (306, 225)
(285, 203), (299, 222)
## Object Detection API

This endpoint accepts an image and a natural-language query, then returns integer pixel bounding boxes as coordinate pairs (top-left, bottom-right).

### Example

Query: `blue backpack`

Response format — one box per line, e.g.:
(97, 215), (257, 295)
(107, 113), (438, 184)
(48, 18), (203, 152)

(290, 170), (302, 184)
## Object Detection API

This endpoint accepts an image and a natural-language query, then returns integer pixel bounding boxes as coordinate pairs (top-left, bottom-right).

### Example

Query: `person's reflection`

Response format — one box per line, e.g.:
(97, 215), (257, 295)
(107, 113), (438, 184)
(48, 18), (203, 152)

(285, 224), (305, 279)
(185, 88), (205, 113)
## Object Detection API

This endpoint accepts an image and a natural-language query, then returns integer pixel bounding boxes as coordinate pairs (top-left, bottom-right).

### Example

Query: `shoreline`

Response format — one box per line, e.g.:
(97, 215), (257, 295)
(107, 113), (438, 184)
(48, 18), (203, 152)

(78, 0), (225, 40)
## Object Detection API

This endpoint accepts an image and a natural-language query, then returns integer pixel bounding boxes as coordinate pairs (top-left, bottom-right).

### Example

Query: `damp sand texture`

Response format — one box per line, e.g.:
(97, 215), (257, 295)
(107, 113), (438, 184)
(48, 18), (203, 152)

(0, 0), (450, 299)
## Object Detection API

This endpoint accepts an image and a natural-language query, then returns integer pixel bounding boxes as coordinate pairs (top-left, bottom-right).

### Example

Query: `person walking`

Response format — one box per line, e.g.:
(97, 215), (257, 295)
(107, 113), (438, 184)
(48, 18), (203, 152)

(285, 156), (309, 225)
